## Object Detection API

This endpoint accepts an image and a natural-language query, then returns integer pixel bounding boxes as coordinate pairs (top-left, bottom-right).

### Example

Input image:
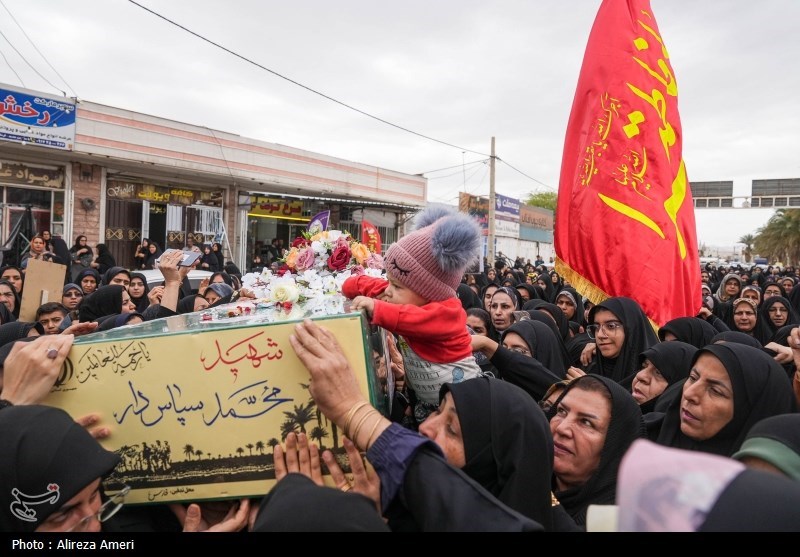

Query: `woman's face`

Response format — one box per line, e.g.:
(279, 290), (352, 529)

(591, 309), (625, 359)
(62, 289), (83, 310)
(536, 278), (548, 291)
(763, 285), (782, 300)
(767, 301), (789, 327)
(128, 278), (146, 299)
(194, 297), (210, 312)
(501, 331), (532, 356)
(733, 302), (757, 333)
(418, 392), (465, 468)
(482, 285), (498, 312)
(742, 289), (760, 303)
(109, 273), (130, 288)
(204, 290), (221, 306)
(631, 359), (669, 404)
(42, 231), (51, 240)
(466, 315), (488, 336)
(680, 353), (734, 441)
(724, 279), (740, 297)
(1, 269), (22, 293)
(30, 237), (45, 253)
(781, 280), (794, 294)
(550, 387), (611, 490)
(489, 291), (516, 333)
(556, 295), (576, 320)
(149, 244), (157, 254)
(81, 276), (97, 294)
(516, 287), (530, 302)
(212, 275), (226, 285)
(0, 283), (16, 312)
(487, 269), (496, 280)
(35, 478), (103, 533)
(120, 291), (137, 314)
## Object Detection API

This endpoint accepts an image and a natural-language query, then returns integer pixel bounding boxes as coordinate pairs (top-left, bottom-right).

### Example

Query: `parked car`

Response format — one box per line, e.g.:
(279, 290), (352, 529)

(137, 269), (213, 293)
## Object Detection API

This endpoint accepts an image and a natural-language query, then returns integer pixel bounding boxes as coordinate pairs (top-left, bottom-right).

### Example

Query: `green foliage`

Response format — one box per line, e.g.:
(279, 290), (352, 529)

(524, 191), (557, 212)
(754, 209), (800, 266)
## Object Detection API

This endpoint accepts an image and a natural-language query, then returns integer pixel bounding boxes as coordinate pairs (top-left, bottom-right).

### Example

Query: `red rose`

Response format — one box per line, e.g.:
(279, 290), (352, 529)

(276, 264), (291, 276)
(291, 237), (310, 249)
(328, 244), (351, 271)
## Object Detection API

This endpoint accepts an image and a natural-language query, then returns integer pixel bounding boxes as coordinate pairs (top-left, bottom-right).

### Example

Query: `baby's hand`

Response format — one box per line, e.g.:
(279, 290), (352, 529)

(351, 296), (375, 317)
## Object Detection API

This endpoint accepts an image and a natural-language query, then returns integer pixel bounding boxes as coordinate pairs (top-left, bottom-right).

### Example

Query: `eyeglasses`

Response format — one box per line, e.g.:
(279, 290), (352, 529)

(586, 320), (623, 338)
(63, 292), (83, 298)
(66, 485), (130, 532)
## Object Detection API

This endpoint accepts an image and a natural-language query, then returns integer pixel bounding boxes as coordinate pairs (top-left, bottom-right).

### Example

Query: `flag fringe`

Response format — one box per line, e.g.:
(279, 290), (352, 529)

(555, 256), (660, 334)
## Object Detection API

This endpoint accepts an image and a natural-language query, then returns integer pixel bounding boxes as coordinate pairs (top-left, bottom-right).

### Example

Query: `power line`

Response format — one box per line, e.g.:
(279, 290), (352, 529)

(419, 159), (489, 175)
(426, 160), (487, 180)
(0, 46), (24, 86)
(497, 157), (556, 191)
(127, 0), (490, 158)
(0, 0), (76, 97)
(0, 26), (65, 96)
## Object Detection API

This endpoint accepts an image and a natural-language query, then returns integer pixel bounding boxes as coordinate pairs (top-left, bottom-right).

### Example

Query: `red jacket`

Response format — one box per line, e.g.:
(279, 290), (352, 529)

(342, 275), (472, 364)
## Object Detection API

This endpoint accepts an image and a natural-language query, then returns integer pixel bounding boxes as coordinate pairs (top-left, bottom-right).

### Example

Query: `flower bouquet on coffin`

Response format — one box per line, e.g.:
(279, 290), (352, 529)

(241, 230), (385, 306)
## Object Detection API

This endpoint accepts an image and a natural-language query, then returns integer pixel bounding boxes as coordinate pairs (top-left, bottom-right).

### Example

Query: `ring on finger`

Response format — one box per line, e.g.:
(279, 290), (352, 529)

(340, 483), (352, 492)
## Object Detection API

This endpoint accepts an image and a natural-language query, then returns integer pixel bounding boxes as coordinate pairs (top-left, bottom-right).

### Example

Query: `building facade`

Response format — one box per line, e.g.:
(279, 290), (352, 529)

(0, 83), (426, 271)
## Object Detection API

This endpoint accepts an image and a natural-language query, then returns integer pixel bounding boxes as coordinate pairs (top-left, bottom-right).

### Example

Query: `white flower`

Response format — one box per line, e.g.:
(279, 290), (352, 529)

(270, 281), (300, 303)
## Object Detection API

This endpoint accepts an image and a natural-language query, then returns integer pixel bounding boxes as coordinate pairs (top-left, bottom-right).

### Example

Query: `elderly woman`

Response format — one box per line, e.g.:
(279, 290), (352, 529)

(653, 342), (795, 456)
(627, 341), (697, 414)
(548, 374), (644, 528)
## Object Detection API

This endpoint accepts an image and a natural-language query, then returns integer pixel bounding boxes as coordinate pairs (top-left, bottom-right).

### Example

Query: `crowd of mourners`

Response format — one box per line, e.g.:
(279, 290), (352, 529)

(2, 214), (800, 533)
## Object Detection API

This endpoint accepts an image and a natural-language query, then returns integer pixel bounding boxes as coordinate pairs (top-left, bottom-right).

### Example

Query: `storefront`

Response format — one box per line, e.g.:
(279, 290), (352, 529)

(240, 192), (413, 271)
(0, 160), (67, 266)
(105, 179), (224, 269)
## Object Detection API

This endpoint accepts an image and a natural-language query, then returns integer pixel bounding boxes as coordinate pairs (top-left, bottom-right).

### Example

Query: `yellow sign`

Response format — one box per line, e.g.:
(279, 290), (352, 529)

(43, 309), (384, 505)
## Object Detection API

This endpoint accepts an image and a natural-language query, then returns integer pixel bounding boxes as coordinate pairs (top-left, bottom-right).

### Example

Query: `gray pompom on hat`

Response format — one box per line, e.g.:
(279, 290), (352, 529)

(384, 206), (481, 301)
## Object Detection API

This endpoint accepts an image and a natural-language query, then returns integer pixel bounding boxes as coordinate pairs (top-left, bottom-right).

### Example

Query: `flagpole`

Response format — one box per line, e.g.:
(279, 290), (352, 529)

(488, 136), (496, 267)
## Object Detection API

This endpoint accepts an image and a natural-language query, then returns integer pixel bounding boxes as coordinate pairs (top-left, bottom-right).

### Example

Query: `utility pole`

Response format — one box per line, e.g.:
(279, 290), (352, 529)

(488, 136), (496, 267)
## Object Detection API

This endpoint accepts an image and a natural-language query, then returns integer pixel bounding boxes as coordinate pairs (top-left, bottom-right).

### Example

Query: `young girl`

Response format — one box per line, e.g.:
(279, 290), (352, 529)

(344, 207), (483, 423)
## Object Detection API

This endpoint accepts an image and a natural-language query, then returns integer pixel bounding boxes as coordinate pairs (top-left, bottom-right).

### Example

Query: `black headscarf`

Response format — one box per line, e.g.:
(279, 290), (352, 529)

(102, 266), (131, 287)
(0, 279), (20, 321)
(627, 341), (697, 414)
(143, 242), (162, 270)
(177, 294), (201, 314)
(97, 312), (143, 332)
(586, 297), (659, 383)
(0, 265), (24, 296)
(456, 283), (482, 311)
(551, 375), (644, 526)
(555, 287), (585, 326)
(722, 297), (771, 344)
(759, 295), (800, 340)
(0, 321), (43, 347)
(500, 319), (568, 377)
(443, 377), (554, 531)
(79, 285), (125, 322)
(479, 283), (499, 312)
(253, 473), (388, 532)
(129, 272), (151, 313)
(205, 283), (234, 308)
(658, 316), (718, 349)
(0, 405), (119, 532)
(209, 271), (234, 288)
(655, 343), (795, 457)
(710, 330), (763, 348)
(75, 268), (101, 291)
(523, 300), (570, 344)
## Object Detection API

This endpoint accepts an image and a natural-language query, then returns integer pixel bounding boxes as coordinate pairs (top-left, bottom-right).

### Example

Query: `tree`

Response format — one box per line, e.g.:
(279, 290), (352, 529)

(236, 447), (244, 457)
(524, 191), (557, 212)
(195, 449), (203, 460)
(255, 441), (265, 455)
(267, 438), (280, 450)
(183, 444), (194, 461)
(309, 426), (329, 448)
(246, 443), (254, 456)
(739, 234), (755, 263)
(280, 420), (298, 441)
(283, 402), (317, 434)
(754, 209), (800, 265)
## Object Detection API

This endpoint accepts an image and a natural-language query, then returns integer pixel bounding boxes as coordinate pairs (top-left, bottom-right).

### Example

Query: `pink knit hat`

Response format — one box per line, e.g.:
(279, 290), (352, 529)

(384, 207), (482, 302)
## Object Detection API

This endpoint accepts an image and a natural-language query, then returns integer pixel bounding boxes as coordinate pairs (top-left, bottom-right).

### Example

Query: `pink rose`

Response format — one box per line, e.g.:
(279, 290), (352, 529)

(350, 265), (365, 276)
(365, 253), (384, 270)
(328, 244), (352, 271)
(294, 247), (316, 271)
(336, 236), (351, 249)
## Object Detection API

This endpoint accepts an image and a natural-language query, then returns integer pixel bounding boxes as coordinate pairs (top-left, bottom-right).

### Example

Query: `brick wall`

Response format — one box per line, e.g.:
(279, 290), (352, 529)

(70, 163), (102, 247)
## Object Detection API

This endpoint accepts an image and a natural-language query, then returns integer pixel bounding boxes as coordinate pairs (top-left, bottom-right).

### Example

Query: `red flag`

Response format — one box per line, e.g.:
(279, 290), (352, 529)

(555, 0), (700, 327)
(361, 219), (382, 254)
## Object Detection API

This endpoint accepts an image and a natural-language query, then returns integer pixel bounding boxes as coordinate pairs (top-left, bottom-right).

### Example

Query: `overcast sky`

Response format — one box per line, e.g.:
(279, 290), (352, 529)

(2, 0), (798, 251)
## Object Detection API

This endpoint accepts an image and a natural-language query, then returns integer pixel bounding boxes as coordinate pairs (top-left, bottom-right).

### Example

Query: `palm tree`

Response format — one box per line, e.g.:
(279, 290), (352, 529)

(246, 443), (254, 456)
(207, 452), (212, 460)
(195, 449), (203, 460)
(236, 447), (244, 457)
(739, 233), (755, 263)
(280, 420), (298, 441)
(183, 444), (194, 461)
(309, 426), (329, 449)
(755, 209), (800, 265)
(267, 438), (280, 450)
(283, 402), (316, 434)
(255, 441), (265, 455)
